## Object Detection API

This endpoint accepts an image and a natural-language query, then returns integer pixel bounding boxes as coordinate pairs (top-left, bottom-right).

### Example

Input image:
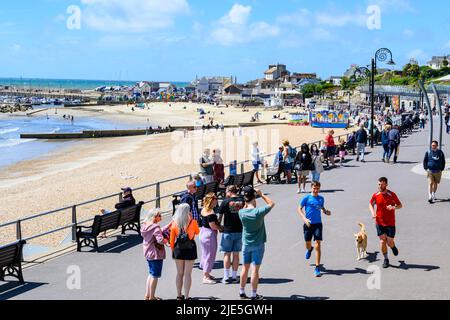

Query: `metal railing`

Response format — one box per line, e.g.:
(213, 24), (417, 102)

(0, 133), (354, 250)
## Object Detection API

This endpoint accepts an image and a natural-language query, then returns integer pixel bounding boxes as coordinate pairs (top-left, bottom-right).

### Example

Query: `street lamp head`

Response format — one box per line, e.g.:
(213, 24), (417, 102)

(387, 59), (396, 66)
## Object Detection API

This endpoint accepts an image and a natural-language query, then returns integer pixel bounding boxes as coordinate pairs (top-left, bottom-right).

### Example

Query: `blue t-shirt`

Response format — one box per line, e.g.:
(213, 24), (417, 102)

(300, 195), (325, 225)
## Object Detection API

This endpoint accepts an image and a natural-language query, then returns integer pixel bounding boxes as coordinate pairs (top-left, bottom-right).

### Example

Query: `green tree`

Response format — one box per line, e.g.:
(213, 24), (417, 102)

(340, 77), (351, 90)
(443, 59), (449, 68)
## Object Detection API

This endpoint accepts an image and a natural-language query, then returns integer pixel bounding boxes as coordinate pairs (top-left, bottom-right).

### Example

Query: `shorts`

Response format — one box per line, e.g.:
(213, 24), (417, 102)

(303, 223), (323, 242)
(428, 171), (442, 184)
(252, 161), (261, 171)
(147, 259), (163, 278)
(242, 243), (265, 265)
(284, 162), (293, 171)
(220, 233), (243, 253)
(376, 225), (396, 238)
(299, 170), (310, 177)
(327, 146), (336, 156)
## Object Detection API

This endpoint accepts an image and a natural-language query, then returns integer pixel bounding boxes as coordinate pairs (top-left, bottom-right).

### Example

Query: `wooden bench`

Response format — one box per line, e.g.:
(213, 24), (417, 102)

(241, 171), (255, 190)
(119, 202), (144, 235)
(0, 240), (26, 284)
(76, 210), (122, 252)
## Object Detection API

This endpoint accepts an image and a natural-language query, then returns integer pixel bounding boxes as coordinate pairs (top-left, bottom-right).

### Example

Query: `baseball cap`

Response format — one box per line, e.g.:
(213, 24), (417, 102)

(243, 186), (256, 201)
(121, 187), (132, 193)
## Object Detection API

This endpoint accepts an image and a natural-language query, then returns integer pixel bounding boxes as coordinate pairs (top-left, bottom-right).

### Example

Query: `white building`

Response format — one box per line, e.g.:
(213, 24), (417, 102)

(427, 55), (450, 70)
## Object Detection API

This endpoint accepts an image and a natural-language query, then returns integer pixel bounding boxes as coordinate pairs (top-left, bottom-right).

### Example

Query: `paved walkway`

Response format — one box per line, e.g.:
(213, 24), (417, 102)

(1, 125), (449, 300)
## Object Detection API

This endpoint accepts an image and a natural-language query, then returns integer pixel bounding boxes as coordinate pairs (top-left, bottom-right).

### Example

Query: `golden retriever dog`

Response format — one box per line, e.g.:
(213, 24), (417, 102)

(355, 223), (368, 260)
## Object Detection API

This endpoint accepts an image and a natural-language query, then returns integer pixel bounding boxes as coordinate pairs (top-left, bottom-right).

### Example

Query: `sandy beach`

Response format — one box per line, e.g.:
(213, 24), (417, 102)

(0, 103), (352, 247)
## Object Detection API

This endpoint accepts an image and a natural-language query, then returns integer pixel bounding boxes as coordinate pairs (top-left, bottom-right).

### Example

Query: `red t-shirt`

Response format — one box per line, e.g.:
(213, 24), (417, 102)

(370, 191), (402, 227)
(326, 135), (335, 147)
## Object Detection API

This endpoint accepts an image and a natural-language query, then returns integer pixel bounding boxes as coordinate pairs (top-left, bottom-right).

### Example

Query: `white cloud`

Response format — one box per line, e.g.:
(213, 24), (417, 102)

(311, 28), (332, 40)
(81, 0), (190, 32)
(403, 28), (414, 38)
(220, 4), (251, 25)
(367, 0), (415, 13)
(444, 41), (450, 49)
(11, 44), (22, 52)
(315, 12), (366, 27)
(211, 4), (280, 46)
(407, 49), (428, 62)
(276, 9), (312, 27)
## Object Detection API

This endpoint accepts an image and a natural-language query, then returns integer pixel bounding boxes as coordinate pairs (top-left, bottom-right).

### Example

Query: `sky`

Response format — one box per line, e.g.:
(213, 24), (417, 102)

(0, 0), (449, 82)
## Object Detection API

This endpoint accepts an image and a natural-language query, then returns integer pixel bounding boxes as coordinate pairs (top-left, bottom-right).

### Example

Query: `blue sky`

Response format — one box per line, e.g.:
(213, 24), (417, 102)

(0, 0), (449, 82)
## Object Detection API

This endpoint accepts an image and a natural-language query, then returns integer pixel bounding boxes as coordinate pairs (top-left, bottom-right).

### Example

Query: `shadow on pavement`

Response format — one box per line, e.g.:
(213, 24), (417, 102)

(435, 198), (450, 203)
(264, 295), (329, 300)
(319, 266), (368, 276)
(390, 260), (440, 272)
(78, 234), (142, 254)
(194, 261), (225, 270)
(0, 281), (48, 300)
(393, 161), (419, 165)
(366, 251), (379, 263)
(319, 189), (345, 193)
(259, 278), (294, 284)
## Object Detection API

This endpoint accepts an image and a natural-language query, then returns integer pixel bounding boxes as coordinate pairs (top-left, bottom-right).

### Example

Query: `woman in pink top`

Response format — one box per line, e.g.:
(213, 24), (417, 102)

(141, 208), (168, 300)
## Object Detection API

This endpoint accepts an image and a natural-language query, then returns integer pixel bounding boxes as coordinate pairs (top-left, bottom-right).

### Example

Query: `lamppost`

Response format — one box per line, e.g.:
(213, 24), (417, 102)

(370, 48), (395, 148)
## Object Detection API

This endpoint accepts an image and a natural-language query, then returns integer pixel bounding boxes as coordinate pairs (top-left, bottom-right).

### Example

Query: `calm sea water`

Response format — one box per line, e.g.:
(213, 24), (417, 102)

(0, 77), (190, 90)
(0, 114), (139, 169)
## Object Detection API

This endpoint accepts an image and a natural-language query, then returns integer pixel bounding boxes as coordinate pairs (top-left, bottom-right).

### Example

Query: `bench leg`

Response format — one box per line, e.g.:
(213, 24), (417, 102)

(17, 264), (25, 284)
(94, 237), (99, 253)
(76, 236), (82, 252)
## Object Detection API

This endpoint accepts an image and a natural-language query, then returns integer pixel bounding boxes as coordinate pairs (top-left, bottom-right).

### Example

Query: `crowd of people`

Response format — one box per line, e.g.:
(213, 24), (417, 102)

(128, 109), (446, 300)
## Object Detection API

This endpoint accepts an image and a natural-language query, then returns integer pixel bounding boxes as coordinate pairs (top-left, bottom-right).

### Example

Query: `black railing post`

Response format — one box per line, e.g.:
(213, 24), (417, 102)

(241, 162), (245, 174)
(156, 182), (161, 208)
(16, 220), (22, 241)
(72, 206), (77, 242)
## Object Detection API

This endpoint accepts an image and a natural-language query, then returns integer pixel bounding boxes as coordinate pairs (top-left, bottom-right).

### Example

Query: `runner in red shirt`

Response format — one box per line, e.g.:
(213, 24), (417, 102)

(369, 177), (403, 269)
(325, 130), (336, 167)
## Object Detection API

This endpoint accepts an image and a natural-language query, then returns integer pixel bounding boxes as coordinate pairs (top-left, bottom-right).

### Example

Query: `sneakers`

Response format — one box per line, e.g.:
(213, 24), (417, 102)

(305, 248), (313, 260)
(240, 293), (249, 300)
(356, 157), (359, 162)
(231, 278), (239, 284)
(203, 278), (216, 284)
(361, 159), (366, 163)
(301, 189), (306, 193)
(297, 189), (301, 194)
(391, 246), (399, 257)
(382, 258), (390, 268)
(314, 266), (322, 277)
(251, 294), (264, 300)
(432, 193), (437, 201)
(428, 195), (433, 204)
(221, 277), (232, 284)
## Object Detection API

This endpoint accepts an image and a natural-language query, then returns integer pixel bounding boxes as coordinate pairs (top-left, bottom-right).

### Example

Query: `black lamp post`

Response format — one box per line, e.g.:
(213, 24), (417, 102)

(370, 48), (395, 148)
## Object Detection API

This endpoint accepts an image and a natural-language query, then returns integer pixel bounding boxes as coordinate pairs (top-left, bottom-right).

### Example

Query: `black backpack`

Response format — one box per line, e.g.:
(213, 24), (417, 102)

(174, 222), (195, 251)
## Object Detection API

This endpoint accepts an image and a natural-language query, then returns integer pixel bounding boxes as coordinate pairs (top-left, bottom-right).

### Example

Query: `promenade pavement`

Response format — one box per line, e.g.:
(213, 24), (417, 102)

(1, 124), (449, 300)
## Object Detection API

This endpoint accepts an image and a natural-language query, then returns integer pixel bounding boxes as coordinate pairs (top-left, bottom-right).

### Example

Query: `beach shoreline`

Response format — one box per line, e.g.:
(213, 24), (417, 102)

(0, 102), (353, 247)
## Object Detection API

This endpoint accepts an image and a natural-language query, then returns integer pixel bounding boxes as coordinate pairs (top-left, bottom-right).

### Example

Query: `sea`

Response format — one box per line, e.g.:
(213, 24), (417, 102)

(0, 113), (139, 169)
(0, 77), (190, 169)
(0, 77), (190, 90)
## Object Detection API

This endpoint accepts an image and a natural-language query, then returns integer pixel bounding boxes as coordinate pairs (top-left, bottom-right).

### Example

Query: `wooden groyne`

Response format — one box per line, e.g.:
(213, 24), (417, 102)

(20, 128), (175, 140)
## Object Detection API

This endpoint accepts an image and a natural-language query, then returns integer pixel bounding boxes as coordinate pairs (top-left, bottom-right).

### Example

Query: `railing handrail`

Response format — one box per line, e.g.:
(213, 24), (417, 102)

(0, 132), (353, 247)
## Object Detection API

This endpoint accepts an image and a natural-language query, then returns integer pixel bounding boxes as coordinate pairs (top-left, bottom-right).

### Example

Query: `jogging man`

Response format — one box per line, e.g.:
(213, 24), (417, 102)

(369, 177), (403, 268)
(423, 141), (446, 203)
(238, 186), (275, 300)
(297, 181), (331, 277)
